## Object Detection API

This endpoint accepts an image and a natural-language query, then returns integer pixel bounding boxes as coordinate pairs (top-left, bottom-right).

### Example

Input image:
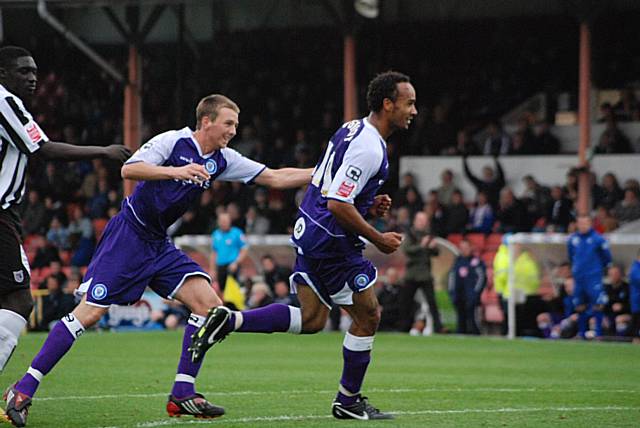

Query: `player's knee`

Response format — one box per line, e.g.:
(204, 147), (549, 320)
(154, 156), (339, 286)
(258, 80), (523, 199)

(301, 312), (326, 334)
(359, 306), (381, 335)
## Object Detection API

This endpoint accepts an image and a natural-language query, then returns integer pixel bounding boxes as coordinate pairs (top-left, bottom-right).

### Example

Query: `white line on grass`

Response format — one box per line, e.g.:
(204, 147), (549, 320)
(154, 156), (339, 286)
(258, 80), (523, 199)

(125, 406), (640, 428)
(37, 386), (637, 402)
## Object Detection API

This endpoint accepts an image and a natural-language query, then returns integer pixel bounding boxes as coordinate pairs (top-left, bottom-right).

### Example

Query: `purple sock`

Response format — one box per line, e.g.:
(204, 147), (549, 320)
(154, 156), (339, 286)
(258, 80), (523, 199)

(336, 347), (371, 405)
(171, 323), (202, 399)
(16, 318), (82, 398)
(236, 304), (297, 333)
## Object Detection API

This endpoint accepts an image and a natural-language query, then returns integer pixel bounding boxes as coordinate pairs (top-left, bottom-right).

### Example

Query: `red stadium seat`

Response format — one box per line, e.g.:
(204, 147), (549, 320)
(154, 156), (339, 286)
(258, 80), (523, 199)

(466, 233), (486, 251)
(485, 233), (503, 251)
(446, 233), (463, 247)
(481, 250), (496, 266)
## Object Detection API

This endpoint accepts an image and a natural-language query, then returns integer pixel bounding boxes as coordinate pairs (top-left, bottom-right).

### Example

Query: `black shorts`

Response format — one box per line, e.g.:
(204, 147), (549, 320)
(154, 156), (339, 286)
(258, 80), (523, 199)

(0, 210), (31, 295)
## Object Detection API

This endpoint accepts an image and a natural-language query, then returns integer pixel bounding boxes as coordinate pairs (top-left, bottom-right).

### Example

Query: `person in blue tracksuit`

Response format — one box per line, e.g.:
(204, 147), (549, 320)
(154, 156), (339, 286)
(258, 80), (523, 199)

(567, 215), (613, 338)
(448, 238), (487, 334)
(628, 250), (640, 340)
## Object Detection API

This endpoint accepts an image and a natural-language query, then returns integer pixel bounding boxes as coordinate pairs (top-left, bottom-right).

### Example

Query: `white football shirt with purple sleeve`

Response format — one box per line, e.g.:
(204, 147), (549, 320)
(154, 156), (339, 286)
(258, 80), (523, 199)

(291, 118), (388, 258)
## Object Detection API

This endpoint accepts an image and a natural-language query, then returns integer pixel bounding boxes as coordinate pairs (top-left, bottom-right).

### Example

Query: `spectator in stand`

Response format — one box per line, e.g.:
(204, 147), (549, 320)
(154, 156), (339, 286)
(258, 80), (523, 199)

(563, 169), (579, 203)
(445, 129), (480, 156)
(495, 187), (529, 233)
(628, 251), (640, 342)
(46, 260), (67, 290)
(422, 104), (455, 155)
(260, 255), (292, 294)
(448, 238), (486, 334)
(508, 131), (530, 155)
(534, 120), (560, 154)
(568, 215), (612, 339)
(391, 206), (412, 234)
(22, 190), (48, 236)
(444, 190), (469, 235)
(593, 205), (619, 233)
(613, 188), (640, 225)
(38, 275), (76, 331)
(45, 216), (70, 251)
(273, 281), (299, 307)
(598, 102), (615, 123)
(376, 267), (402, 332)
(603, 265), (630, 336)
(482, 121), (511, 156)
(546, 186), (574, 232)
(399, 211), (445, 333)
(613, 87), (640, 122)
(210, 212), (248, 293)
(462, 155), (505, 209)
(247, 282), (273, 309)
(624, 178), (640, 194)
(245, 206), (270, 235)
(467, 191), (494, 234)
(395, 173), (424, 214)
(515, 115), (535, 151)
(151, 299), (190, 331)
(597, 172), (624, 210)
(67, 205), (94, 267)
(424, 191), (447, 237)
(436, 169), (459, 206)
(595, 117), (632, 154)
(520, 175), (551, 229)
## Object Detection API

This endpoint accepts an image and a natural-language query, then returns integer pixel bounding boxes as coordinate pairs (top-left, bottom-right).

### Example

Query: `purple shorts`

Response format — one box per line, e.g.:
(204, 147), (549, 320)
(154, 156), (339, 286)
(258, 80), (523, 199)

(78, 214), (209, 307)
(289, 253), (377, 308)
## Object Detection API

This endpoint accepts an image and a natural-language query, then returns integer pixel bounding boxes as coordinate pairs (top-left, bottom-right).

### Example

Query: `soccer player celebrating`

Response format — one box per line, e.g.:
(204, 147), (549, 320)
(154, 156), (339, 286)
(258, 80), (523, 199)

(568, 215), (613, 339)
(190, 71), (416, 420)
(0, 46), (129, 375)
(4, 94), (312, 426)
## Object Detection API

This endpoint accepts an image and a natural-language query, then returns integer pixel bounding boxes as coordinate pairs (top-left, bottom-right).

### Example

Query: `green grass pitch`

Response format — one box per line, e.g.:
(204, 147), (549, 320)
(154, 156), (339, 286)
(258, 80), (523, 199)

(1, 331), (639, 427)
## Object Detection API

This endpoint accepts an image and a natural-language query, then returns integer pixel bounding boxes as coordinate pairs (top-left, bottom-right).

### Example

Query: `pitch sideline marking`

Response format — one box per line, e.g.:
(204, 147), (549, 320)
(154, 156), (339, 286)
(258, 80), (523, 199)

(122, 406), (640, 428)
(37, 386), (638, 402)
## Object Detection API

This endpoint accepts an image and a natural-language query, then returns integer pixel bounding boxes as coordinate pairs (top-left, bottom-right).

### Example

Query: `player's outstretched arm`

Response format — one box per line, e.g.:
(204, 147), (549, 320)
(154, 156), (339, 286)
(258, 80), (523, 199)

(253, 167), (313, 189)
(328, 199), (402, 254)
(121, 161), (210, 182)
(38, 141), (131, 162)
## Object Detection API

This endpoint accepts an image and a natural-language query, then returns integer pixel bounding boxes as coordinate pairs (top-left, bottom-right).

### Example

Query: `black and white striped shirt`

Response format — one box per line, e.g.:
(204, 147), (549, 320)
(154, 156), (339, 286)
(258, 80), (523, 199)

(0, 83), (49, 210)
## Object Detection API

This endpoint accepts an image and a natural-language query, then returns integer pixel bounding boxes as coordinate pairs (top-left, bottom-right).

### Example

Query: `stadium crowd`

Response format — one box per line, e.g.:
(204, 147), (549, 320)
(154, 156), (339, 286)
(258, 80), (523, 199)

(11, 19), (640, 341)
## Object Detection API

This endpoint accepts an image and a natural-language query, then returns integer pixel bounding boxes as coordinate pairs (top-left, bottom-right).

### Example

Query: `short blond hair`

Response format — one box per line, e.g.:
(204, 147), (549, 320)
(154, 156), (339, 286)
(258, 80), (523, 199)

(195, 94), (239, 129)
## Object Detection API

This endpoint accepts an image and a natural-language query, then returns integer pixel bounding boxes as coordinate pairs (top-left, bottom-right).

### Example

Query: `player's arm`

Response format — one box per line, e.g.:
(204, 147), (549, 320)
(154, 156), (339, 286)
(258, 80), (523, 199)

(327, 200), (401, 254)
(599, 238), (613, 269)
(121, 161), (210, 182)
(229, 232), (249, 273)
(38, 142), (130, 163)
(253, 167), (313, 189)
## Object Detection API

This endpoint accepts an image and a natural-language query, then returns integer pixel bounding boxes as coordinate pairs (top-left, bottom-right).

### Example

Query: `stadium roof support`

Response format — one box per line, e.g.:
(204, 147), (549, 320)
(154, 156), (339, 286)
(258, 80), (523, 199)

(576, 22), (592, 217)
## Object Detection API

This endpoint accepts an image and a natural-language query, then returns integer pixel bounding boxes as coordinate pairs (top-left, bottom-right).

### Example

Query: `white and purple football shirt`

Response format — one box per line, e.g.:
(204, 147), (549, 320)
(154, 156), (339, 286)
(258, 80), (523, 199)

(291, 118), (388, 258)
(123, 127), (265, 238)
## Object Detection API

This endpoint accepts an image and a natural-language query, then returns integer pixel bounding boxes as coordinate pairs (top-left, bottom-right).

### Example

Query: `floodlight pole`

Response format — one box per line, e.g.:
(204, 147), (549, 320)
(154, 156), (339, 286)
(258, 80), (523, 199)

(576, 22), (592, 216)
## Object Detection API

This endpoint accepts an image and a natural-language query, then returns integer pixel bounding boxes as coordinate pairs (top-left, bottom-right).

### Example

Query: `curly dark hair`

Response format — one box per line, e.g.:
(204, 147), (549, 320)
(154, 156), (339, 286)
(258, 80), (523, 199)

(0, 46), (32, 69)
(366, 71), (411, 113)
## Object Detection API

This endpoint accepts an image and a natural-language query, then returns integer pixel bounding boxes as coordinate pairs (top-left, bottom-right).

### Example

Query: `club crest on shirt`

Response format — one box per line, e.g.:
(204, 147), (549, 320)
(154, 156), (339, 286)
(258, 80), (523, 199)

(293, 217), (306, 239)
(205, 159), (218, 174)
(354, 274), (370, 289)
(13, 270), (24, 283)
(337, 180), (356, 198)
(91, 283), (108, 300)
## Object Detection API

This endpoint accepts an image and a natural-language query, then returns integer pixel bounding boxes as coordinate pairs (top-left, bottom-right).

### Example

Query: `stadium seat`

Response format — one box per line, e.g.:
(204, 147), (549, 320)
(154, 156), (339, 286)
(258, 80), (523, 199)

(59, 250), (72, 266)
(446, 233), (463, 247)
(92, 218), (109, 241)
(466, 233), (486, 251)
(485, 233), (503, 251)
(188, 251), (209, 270)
